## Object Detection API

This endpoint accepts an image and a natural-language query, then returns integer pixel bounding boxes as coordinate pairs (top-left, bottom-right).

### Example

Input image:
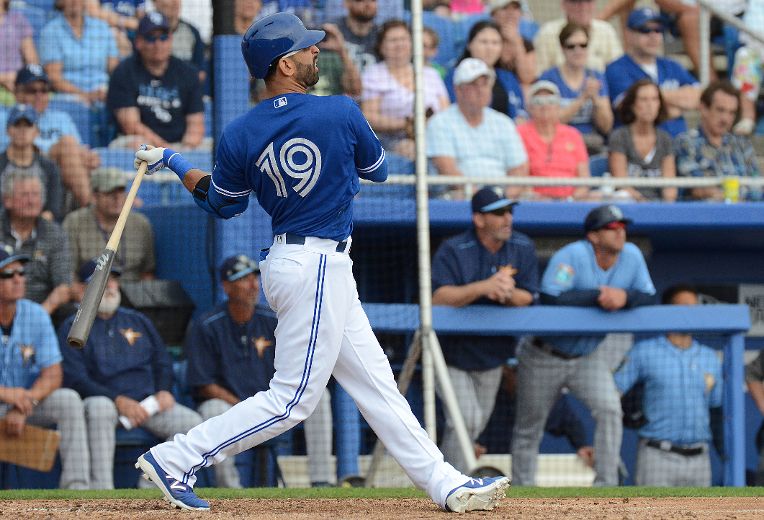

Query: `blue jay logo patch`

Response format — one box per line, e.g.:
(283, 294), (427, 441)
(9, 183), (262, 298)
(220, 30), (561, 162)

(554, 263), (575, 286)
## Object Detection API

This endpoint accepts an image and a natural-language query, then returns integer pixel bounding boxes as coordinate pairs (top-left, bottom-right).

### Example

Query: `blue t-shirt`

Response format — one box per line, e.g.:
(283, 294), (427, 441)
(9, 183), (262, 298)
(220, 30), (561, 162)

(538, 67), (608, 135)
(185, 303), (277, 402)
(0, 108), (81, 154)
(445, 67), (526, 120)
(431, 229), (540, 370)
(100, 0), (144, 17)
(540, 240), (655, 357)
(605, 54), (699, 137)
(615, 335), (722, 444)
(212, 94), (387, 241)
(0, 299), (60, 390)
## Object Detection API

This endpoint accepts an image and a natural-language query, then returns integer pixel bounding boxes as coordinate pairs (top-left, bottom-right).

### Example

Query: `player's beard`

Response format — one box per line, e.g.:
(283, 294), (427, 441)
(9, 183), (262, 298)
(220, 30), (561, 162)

(296, 60), (319, 88)
(98, 288), (121, 315)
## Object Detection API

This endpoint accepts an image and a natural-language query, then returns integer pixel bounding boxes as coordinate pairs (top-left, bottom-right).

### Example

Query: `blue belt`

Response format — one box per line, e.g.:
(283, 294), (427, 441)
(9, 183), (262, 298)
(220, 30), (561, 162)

(532, 338), (582, 360)
(284, 234), (349, 253)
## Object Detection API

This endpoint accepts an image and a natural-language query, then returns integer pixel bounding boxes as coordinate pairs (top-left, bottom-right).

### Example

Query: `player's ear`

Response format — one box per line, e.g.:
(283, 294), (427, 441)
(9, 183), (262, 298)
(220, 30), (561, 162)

(277, 56), (296, 77)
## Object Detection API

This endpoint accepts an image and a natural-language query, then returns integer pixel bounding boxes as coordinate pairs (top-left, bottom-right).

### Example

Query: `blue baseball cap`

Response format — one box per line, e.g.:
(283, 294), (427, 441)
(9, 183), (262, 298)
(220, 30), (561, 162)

(627, 8), (663, 31)
(0, 243), (30, 270)
(219, 254), (259, 282)
(584, 205), (632, 232)
(471, 187), (518, 214)
(15, 64), (49, 87)
(6, 104), (37, 128)
(137, 11), (170, 37)
(77, 258), (122, 283)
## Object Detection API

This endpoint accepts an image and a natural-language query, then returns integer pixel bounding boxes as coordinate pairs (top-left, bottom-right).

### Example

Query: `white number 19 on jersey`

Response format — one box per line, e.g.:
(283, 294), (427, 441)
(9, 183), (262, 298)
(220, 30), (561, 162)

(256, 138), (322, 198)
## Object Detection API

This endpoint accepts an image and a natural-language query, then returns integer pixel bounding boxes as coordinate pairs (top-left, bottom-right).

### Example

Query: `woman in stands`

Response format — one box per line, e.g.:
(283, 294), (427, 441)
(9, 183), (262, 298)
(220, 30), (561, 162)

(538, 22), (613, 156)
(0, 0), (40, 106)
(361, 20), (449, 160)
(608, 78), (677, 202)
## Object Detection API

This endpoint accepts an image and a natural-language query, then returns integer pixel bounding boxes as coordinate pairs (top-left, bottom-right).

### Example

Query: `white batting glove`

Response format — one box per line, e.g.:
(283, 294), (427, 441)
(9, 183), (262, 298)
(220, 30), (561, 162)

(134, 144), (166, 175)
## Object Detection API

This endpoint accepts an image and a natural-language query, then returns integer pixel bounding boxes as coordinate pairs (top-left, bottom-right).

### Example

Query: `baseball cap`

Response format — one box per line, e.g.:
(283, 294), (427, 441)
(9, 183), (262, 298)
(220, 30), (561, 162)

(527, 80), (560, 99)
(0, 243), (30, 271)
(77, 258), (122, 283)
(91, 167), (127, 193)
(453, 58), (496, 86)
(219, 254), (259, 282)
(489, 0), (522, 12)
(15, 64), (49, 87)
(6, 104), (38, 128)
(137, 11), (170, 37)
(471, 187), (518, 214)
(627, 7), (663, 31)
(584, 205), (632, 232)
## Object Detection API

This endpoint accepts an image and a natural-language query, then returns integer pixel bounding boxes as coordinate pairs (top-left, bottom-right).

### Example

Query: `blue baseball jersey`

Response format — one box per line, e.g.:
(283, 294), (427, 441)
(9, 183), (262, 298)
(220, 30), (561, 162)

(211, 94), (387, 241)
(605, 54), (699, 137)
(538, 67), (608, 135)
(540, 240), (655, 357)
(431, 229), (540, 371)
(185, 303), (277, 403)
(614, 335), (722, 444)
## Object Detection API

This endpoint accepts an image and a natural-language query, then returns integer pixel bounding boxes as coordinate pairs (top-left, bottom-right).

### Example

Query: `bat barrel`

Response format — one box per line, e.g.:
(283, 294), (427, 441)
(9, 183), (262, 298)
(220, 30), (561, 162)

(67, 249), (116, 348)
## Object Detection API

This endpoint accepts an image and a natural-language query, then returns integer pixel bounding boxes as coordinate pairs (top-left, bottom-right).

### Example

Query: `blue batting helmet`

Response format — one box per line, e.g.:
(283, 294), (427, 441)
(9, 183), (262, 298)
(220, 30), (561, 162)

(241, 13), (325, 80)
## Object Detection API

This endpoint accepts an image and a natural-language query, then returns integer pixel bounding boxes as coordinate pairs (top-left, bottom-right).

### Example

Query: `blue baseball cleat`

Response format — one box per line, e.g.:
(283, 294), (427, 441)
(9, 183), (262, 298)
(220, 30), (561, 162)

(135, 452), (210, 511)
(445, 475), (510, 513)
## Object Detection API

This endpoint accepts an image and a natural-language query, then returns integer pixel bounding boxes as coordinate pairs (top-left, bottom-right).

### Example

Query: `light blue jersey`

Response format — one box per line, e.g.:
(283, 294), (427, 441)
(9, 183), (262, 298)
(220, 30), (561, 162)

(211, 94), (386, 241)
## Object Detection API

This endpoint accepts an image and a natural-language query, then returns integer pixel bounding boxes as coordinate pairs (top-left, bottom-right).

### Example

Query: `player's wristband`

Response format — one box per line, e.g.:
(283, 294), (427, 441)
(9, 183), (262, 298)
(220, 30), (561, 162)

(162, 148), (193, 181)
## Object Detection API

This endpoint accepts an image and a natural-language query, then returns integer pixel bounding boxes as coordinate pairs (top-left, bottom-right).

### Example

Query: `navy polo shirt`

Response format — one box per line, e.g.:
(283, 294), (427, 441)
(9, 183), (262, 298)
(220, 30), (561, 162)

(185, 303), (277, 402)
(431, 229), (540, 371)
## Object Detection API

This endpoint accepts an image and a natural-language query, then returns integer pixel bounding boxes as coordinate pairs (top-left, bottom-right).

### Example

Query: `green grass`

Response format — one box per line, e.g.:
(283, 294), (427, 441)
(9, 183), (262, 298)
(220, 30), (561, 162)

(0, 487), (762, 501)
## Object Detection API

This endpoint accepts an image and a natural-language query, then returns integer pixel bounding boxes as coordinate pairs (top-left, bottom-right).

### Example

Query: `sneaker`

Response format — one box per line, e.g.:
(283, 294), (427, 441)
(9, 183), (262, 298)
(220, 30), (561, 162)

(135, 452), (210, 511)
(444, 476), (510, 513)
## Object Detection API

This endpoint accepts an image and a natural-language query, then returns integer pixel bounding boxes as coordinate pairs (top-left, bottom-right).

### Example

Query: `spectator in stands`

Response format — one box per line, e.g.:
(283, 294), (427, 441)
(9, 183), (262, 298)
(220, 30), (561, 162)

(489, 0), (536, 86)
(153, 0), (206, 83)
(534, 0), (622, 75)
(107, 12), (207, 151)
(745, 349), (764, 485)
(324, 0), (403, 28)
(539, 22), (613, 155)
(446, 21), (525, 121)
(86, 0), (145, 57)
(430, 187), (538, 472)
(63, 167), (155, 297)
(0, 243), (89, 489)
(58, 259), (204, 489)
(605, 7), (701, 138)
(730, 2), (764, 135)
(233, 0), (262, 36)
(11, 65), (98, 209)
(332, 0), (381, 74)
(312, 23), (362, 97)
(361, 20), (448, 160)
(614, 284), (722, 486)
(40, 0), (120, 106)
(608, 78), (678, 202)
(675, 80), (761, 201)
(0, 170), (72, 320)
(185, 254), (339, 488)
(427, 58), (527, 200)
(517, 80), (591, 201)
(512, 204), (656, 486)
(0, 0), (39, 106)
(423, 26), (446, 79)
(0, 104), (65, 221)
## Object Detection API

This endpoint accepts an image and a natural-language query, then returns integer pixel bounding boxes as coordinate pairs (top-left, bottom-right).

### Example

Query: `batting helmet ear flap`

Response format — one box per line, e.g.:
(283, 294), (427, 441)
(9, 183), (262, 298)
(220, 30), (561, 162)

(241, 13), (325, 80)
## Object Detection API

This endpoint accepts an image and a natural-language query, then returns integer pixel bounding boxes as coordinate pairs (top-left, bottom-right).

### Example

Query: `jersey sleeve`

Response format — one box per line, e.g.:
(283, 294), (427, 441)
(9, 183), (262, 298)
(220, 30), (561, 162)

(540, 246), (577, 296)
(34, 307), (62, 369)
(625, 244), (656, 294)
(348, 101), (387, 182)
(614, 341), (644, 394)
(502, 118), (528, 170)
(431, 242), (462, 291)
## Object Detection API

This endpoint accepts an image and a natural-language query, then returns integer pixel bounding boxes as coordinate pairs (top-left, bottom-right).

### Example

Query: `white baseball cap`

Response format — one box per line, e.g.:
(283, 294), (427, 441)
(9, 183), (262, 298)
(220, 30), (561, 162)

(453, 58), (496, 86)
(527, 79), (560, 99)
(489, 0), (522, 13)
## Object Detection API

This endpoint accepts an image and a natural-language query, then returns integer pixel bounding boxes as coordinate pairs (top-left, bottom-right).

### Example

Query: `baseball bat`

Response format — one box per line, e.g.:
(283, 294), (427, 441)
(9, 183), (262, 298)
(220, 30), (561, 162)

(67, 161), (148, 348)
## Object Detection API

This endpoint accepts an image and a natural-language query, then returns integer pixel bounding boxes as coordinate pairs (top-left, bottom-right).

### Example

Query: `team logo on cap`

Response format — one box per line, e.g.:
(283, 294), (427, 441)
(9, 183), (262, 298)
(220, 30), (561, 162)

(608, 205), (624, 220)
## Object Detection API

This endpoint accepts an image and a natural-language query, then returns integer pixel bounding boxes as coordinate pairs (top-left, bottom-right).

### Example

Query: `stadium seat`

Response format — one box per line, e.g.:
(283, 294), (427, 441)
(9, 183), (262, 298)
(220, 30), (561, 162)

(360, 152), (414, 199)
(589, 154), (608, 177)
(402, 11), (459, 69)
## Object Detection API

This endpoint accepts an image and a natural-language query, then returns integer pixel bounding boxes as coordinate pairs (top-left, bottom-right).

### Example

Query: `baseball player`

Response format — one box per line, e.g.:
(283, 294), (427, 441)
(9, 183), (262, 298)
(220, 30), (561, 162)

(132, 13), (509, 512)
(511, 204), (656, 487)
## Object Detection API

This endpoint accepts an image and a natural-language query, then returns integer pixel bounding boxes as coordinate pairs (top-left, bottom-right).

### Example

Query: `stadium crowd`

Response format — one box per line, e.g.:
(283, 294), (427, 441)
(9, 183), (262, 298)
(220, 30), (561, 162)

(0, 0), (763, 490)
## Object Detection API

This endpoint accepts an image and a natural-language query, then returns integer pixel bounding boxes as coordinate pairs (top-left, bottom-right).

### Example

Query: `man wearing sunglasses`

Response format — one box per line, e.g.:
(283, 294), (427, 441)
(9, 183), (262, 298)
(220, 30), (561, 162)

(106, 12), (207, 152)
(512, 204), (655, 487)
(431, 187), (539, 472)
(605, 7), (701, 138)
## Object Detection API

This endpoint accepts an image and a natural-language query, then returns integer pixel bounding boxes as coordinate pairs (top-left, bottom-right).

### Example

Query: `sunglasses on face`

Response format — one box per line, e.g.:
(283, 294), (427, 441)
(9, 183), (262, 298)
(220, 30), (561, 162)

(143, 32), (169, 43)
(23, 87), (49, 95)
(484, 207), (513, 217)
(635, 26), (663, 35)
(564, 42), (588, 50)
(0, 268), (25, 279)
(601, 221), (626, 231)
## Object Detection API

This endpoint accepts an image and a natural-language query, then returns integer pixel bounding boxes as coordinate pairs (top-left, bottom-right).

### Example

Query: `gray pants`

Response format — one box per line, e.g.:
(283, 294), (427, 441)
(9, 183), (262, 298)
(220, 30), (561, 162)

(511, 342), (623, 486)
(635, 440), (711, 487)
(198, 388), (334, 487)
(439, 365), (503, 473)
(84, 396), (203, 489)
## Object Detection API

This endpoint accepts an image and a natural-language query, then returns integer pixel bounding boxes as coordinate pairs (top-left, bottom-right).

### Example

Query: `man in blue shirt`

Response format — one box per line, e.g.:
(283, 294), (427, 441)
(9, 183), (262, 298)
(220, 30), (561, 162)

(431, 187), (539, 472)
(605, 8), (700, 137)
(512, 204), (655, 487)
(615, 285), (722, 486)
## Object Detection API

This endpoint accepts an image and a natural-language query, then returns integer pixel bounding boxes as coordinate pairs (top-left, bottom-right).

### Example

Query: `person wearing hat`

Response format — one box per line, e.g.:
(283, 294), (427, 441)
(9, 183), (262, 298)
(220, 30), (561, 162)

(0, 242), (90, 489)
(517, 80), (591, 201)
(184, 254), (343, 487)
(489, 0), (536, 86)
(58, 258), (204, 489)
(0, 0), (39, 106)
(431, 187), (539, 472)
(63, 166), (156, 289)
(106, 11), (207, 152)
(0, 103), (65, 220)
(512, 204), (655, 487)
(427, 58), (527, 200)
(605, 7), (701, 138)
(153, 0), (207, 83)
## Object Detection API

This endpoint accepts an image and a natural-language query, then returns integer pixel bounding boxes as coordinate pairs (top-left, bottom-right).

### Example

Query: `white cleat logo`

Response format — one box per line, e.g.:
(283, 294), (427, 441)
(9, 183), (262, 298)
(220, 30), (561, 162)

(167, 476), (186, 491)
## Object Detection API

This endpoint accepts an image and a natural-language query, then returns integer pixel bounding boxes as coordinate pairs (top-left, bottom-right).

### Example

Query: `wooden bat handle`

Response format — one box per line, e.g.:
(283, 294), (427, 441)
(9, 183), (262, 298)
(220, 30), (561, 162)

(106, 161), (147, 251)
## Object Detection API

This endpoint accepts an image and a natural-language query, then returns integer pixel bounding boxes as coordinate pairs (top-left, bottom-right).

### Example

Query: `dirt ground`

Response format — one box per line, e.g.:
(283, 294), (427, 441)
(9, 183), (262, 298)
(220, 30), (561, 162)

(1, 497), (763, 519)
